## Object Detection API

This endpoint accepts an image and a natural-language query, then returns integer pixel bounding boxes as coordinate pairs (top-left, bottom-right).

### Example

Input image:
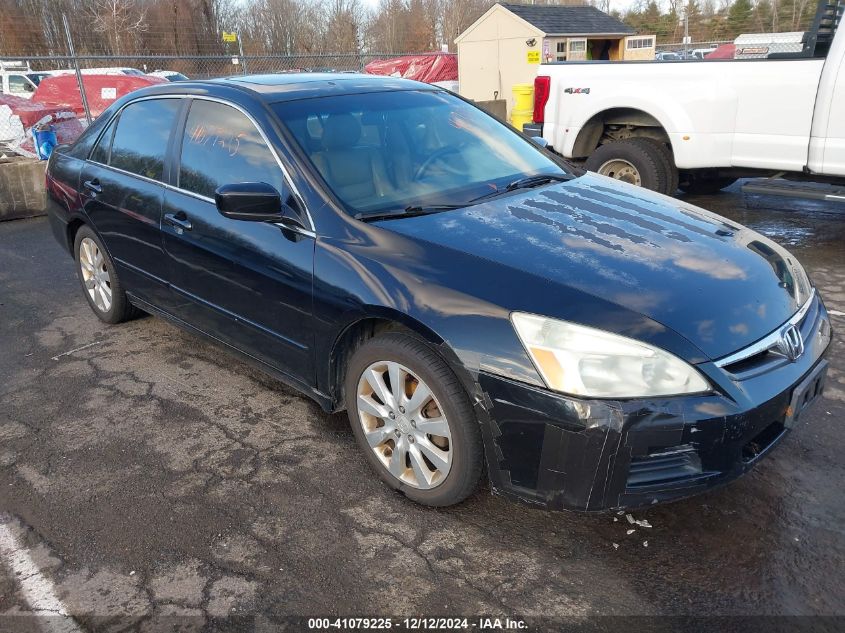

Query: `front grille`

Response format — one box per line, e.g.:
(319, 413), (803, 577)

(626, 447), (703, 489)
(718, 292), (818, 378)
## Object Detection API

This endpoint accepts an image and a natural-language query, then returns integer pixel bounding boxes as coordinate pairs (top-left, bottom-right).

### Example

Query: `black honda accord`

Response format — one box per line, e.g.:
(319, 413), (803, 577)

(45, 74), (831, 511)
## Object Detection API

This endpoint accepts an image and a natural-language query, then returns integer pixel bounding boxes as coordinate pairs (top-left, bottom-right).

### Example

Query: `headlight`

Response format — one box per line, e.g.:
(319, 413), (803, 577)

(511, 313), (710, 398)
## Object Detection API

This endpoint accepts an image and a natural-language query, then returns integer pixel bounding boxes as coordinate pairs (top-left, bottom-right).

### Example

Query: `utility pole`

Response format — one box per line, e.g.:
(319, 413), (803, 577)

(238, 32), (248, 76)
(680, 8), (690, 57)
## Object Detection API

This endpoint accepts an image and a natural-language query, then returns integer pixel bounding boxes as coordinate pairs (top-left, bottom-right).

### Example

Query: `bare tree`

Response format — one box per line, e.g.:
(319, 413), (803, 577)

(83, 0), (147, 55)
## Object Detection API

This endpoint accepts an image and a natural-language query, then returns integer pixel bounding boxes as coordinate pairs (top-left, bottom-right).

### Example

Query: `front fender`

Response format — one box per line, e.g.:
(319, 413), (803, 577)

(312, 228), (546, 404)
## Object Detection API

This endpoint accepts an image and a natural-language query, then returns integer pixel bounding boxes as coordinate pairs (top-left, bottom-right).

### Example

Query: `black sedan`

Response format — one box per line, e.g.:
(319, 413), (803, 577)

(45, 74), (831, 511)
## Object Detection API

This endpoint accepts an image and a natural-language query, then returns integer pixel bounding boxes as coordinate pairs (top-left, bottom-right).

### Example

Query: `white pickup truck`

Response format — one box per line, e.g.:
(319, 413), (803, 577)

(528, 1), (844, 196)
(0, 61), (50, 99)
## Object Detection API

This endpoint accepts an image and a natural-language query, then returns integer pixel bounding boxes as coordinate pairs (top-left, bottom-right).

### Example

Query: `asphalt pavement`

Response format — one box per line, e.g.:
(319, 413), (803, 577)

(0, 185), (843, 631)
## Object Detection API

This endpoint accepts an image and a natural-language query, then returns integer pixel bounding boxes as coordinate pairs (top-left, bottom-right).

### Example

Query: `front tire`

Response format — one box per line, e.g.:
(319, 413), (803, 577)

(345, 332), (483, 507)
(74, 225), (137, 324)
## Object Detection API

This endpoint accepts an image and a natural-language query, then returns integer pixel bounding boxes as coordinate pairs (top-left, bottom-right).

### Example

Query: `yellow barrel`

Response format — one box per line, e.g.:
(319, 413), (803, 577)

(510, 83), (534, 130)
(513, 83), (534, 110)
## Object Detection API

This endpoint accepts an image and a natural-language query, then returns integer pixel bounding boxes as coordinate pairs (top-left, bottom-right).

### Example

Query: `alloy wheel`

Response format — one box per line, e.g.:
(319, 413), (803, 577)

(597, 158), (642, 186)
(356, 360), (452, 489)
(79, 237), (112, 312)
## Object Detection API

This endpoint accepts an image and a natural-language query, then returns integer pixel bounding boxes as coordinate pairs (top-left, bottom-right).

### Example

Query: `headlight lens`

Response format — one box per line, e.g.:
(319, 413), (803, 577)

(511, 313), (710, 398)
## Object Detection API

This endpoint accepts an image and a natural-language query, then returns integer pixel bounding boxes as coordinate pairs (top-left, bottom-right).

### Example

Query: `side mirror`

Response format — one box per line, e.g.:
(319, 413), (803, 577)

(529, 135), (550, 149)
(215, 182), (306, 230)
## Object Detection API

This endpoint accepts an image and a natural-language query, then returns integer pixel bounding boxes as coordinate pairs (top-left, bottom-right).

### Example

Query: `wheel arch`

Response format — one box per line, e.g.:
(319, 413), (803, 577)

(572, 107), (673, 159)
(66, 216), (87, 253)
(327, 308), (451, 412)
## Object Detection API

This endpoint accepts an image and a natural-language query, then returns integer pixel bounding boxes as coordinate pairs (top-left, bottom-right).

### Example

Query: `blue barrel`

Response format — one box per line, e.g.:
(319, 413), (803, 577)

(32, 124), (58, 160)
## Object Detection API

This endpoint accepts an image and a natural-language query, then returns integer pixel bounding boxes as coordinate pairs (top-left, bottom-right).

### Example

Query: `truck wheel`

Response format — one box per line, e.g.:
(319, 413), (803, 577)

(585, 139), (670, 194)
(678, 174), (738, 195)
(345, 332), (483, 507)
(632, 138), (679, 196)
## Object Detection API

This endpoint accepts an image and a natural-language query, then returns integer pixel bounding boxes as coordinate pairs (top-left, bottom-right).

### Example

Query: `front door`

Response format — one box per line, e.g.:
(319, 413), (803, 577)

(161, 98), (315, 385)
(80, 97), (181, 306)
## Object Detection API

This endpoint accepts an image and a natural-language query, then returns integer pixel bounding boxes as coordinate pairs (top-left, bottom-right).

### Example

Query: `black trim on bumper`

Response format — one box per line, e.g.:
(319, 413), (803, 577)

(478, 368), (820, 512)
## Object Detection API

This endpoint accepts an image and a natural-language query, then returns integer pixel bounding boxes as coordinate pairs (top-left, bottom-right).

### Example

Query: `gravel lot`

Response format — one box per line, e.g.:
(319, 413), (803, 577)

(1, 186), (843, 631)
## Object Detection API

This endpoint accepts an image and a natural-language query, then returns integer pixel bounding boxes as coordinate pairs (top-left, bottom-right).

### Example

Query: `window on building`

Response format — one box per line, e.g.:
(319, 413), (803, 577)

(627, 37), (655, 50)
(555, 41), (567, 61)
(569, 40), (587, 53)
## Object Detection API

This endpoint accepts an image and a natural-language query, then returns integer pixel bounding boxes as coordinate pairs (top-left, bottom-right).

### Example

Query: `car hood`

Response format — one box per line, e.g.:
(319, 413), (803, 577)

(376, 173), (812, 361)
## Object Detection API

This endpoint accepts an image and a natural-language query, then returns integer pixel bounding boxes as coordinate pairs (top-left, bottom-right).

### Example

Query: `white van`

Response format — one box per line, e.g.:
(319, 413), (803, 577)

(0, 61), (51, 99)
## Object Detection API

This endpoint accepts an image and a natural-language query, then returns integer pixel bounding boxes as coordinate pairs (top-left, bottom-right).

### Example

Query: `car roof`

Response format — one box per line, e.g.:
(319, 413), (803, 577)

(146, 73), (438, 103)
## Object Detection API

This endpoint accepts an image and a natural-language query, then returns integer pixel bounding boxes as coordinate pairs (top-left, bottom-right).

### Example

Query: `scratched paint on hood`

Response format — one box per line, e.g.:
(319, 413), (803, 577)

(378, 173), (811, 359)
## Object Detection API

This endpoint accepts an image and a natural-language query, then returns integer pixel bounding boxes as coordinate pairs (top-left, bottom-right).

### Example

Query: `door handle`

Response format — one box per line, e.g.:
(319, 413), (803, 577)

(163, 212), (192, 231)
(83, 179), (102, 194)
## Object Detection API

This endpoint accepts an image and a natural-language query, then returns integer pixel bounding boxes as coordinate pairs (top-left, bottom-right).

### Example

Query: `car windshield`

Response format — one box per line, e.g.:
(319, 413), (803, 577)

(273, 89), (570, 217)
(26, 72), (49, 86)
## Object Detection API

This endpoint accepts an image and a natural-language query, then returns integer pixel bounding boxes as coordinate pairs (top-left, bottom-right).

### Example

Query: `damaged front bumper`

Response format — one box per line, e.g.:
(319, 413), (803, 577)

(475, 296), (831, 512)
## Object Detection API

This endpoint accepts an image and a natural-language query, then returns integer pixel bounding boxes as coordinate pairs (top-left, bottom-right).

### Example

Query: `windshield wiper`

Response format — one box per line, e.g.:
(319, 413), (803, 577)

(468, 173), (573, 204)
(356, 204), (466, 222)
(507, 173), (573, 191)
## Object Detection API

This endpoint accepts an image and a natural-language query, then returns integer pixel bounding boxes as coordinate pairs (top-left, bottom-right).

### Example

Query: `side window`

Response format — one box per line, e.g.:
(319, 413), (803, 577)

(178, 100), (287, 200)
(9, 75), (34, 94)
(90, 116), (117, 164)
(109, 99), (180, 181)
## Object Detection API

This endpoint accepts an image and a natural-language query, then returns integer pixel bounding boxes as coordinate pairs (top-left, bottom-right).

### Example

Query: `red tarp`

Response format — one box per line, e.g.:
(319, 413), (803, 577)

(0, 94), (84, 156)
(364, 53), (457, 83)
(705, 44), (736, 59)
(33, 73), (166, 118)
(0, 94), (70, 128)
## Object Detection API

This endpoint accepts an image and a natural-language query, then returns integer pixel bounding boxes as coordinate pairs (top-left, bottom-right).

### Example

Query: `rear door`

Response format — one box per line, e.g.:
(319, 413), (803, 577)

(80, 97), (182, 307)
(161, 98), (315, 385)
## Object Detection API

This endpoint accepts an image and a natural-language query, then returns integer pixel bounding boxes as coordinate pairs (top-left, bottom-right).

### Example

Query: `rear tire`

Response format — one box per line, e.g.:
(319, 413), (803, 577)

(74, 225), (139, 324)
(585, 138), (671, 194)
(678, 173), (737, 195)
(345, 332), (483, 507)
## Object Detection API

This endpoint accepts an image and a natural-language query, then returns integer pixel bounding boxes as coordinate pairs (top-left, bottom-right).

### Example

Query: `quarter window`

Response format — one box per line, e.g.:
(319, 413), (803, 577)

(90, 117), (117, 165)
(178, 100), (287, 200)
(109, 99), (180, 181)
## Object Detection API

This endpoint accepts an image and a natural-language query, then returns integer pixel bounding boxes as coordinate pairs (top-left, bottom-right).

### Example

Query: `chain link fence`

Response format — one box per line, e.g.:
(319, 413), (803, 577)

(1, 0), (840, 157)
(0, 51), (421, 157)
(656, 35), (810, 59)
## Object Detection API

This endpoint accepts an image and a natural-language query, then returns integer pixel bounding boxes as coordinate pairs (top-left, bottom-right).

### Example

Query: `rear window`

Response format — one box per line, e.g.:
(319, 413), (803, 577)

(109, 99), (180, 181)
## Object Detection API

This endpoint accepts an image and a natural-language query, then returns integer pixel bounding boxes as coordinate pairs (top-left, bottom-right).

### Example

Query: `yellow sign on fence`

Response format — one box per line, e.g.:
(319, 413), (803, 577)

(222, 32), (238, 43)
(526, 50), (540, 64)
